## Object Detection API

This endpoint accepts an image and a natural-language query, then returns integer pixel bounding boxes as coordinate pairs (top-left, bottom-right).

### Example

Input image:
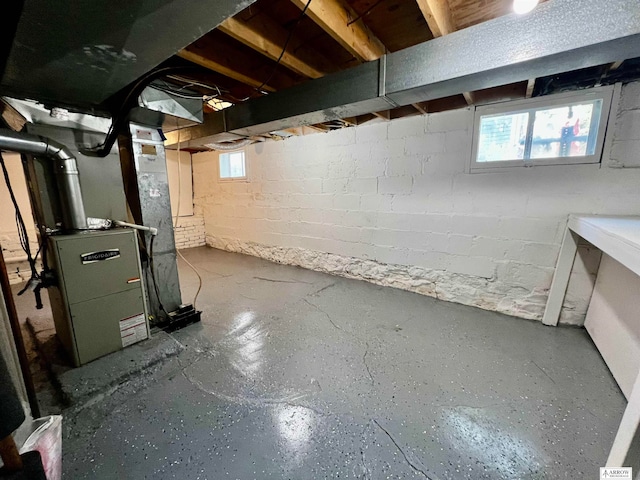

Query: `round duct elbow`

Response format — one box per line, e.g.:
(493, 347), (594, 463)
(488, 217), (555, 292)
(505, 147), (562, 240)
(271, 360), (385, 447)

(204, 137), (261, 151)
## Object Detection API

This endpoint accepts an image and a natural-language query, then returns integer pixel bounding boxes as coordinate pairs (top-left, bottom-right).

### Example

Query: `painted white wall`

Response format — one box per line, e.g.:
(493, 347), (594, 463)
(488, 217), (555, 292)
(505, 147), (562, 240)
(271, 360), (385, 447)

(192, 82), (640, 322)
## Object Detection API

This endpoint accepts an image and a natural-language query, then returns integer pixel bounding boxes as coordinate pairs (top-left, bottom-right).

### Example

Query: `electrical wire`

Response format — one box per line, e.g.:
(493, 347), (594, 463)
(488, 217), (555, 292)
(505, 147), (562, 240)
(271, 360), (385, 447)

(253, 0), (313, 93)
(148, 85), (209, 100)
(81, 65), (200, 157)
(167, 75), (229, 97)
(173, 127), (203, 309)
(346, 0), (386, 26)
(150, 81), (222, 101)
(83, 2), (314, 155)
(158, 78), (226, 99)
(166, 75), (227, 94)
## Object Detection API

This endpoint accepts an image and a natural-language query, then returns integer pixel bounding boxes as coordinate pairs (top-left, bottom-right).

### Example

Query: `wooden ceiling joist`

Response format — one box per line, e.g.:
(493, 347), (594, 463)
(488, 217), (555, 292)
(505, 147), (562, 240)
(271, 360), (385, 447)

(178, 48), (277, 92)
(415, 0), (455, 37)
(307, 123), (331, 132)
(412, 102), (428, 114)
(218, 15), (332, 79)
(415, 0), (474, 106)
(461, 91), (474, 105)
(177, 30), (305, 93)
(289, 0), (386, 62)
(372, 111), (391, 121)
(525, 78), (536, 98)
(0, 100), (27, 132)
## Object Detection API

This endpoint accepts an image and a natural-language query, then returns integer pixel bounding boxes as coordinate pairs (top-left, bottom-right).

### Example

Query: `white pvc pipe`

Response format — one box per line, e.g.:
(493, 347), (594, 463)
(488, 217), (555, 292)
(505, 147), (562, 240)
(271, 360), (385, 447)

(113, 220), (158, 236)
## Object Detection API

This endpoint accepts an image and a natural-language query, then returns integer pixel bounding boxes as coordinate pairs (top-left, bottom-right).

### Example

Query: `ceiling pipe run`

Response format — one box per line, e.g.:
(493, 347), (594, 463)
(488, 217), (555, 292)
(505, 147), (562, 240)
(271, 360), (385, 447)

(0, 129), (87, 230)
(165, 0), (640, 147)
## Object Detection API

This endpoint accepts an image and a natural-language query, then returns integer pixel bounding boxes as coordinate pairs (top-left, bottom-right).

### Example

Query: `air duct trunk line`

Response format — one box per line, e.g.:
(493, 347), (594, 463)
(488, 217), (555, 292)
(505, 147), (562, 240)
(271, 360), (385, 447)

(0, 129), (88, 230)
(379, 55), (399, 109)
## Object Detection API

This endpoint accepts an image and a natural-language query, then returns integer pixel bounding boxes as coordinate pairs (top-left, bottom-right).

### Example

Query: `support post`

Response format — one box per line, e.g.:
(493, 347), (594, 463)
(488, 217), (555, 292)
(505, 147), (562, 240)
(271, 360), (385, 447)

(542, 226), (579, 326)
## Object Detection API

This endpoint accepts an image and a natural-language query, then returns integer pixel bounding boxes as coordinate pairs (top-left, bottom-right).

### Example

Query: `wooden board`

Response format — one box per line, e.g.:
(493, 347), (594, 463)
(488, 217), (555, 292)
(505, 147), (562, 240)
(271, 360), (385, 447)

(347, 0), (434, 52)
(449, 0), (514, 30)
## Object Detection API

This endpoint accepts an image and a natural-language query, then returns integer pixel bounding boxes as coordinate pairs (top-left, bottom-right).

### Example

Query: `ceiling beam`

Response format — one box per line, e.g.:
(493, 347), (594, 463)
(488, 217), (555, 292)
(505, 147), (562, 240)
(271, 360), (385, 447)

(290, 0), (386, 62)
(178, 49), (276, 92)
(412, 102), (428, 114)
(218, 15), (332, 79)
(415, 0), (473, 106)
(0, 100), (27, 132)
(372, 111), (390, 121)
(415, 0), (455, 37)
(166, 0), (640, 144)
(461, 91), (474, 105)
(610, 60), (624, 70)
(525, 78), (535, 98)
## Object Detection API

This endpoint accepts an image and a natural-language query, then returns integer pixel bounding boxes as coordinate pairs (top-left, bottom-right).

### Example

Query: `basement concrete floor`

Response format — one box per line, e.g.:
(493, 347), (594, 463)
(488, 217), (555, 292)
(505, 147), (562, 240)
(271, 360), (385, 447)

(39, 247), (626, 479)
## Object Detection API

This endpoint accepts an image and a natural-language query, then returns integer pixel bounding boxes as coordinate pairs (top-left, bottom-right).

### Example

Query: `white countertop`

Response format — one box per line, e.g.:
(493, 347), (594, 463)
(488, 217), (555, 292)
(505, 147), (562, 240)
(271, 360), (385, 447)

(568, 215), (640, 277)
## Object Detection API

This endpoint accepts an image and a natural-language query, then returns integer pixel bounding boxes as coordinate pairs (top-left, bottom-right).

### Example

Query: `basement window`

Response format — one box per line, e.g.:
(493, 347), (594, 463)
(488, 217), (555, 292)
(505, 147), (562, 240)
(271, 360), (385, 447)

(219, 151), (246, 180)
(469, 86), (615, 172)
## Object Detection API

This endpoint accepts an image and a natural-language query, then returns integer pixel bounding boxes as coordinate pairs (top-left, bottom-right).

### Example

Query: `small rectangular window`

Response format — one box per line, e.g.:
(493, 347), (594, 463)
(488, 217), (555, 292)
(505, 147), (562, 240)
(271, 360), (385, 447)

(219, 151), (246, 180)
(470, 86), (614, 172)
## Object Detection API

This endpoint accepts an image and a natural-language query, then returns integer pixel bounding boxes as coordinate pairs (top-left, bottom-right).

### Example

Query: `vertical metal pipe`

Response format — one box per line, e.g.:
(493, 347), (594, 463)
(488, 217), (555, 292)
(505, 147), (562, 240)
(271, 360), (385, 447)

(54, 157), (87, 230)
(0, 129), (87, 231)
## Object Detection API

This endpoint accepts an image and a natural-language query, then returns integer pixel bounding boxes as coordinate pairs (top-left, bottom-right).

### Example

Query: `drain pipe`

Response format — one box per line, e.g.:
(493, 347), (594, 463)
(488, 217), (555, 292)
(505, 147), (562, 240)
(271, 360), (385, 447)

(0, 129), (87, 230)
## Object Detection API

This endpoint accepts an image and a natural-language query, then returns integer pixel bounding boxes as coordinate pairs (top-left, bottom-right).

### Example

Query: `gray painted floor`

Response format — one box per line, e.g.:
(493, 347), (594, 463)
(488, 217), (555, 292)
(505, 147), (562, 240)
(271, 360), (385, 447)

(61, 246), (626, 479)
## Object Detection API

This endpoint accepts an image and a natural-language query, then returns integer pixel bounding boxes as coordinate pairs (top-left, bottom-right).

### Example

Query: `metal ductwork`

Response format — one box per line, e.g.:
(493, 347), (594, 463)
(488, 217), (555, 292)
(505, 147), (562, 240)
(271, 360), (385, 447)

(166, 0), (640, 147)
(0, 129), (87, 230)
(0, 0), (256, 111)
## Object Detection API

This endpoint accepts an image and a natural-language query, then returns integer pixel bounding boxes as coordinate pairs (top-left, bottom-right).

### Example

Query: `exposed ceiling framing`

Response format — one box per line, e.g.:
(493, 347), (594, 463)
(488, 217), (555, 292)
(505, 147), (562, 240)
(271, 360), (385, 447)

(163, 0), (640, 146)
(165, 0), (639, 140)
(161, 0), (554, 135)
(3, 0), (640, 141)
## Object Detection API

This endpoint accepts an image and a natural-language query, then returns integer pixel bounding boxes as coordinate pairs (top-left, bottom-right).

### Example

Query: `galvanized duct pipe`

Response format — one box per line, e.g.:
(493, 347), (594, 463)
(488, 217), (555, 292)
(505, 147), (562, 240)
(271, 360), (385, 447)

(0, 129), (87, 230)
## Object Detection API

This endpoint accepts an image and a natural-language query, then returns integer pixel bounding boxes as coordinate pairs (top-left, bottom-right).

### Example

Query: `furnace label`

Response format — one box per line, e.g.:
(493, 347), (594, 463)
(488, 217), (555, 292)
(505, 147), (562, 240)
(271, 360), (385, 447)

(119, 313), (148, 347)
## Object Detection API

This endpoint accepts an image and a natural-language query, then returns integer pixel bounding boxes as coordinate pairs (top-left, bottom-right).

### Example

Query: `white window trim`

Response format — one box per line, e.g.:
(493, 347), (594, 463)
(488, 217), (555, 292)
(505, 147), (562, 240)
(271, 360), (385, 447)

(217, 149), (247, 182)
(468, 85), (617, 173)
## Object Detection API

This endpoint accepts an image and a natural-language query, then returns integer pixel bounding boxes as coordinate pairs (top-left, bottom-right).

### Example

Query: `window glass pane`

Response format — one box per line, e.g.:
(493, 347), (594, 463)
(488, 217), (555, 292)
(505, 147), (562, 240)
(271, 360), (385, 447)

(219, 151), (245, 179)
(219, 153), (231, 178)
(477, 112), (529, 162)
(530, 100), (601, 159)
(229, 152), (245, 177)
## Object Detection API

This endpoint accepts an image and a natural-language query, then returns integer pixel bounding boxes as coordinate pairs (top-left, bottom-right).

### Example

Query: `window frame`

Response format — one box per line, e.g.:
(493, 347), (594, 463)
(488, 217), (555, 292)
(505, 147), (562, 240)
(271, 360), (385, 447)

(217, 149), (247, 181)
(468, 85), (616, 173)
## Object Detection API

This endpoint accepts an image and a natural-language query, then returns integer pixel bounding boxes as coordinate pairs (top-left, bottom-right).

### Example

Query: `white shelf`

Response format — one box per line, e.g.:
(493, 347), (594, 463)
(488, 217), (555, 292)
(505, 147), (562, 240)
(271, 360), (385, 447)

(568, 215), (640, 278)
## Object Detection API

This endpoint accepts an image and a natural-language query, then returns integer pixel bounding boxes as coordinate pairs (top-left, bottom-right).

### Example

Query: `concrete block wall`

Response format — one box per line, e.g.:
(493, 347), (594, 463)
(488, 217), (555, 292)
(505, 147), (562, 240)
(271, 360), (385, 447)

(192, 82), (640, 323)
(173, 215), (206, 250)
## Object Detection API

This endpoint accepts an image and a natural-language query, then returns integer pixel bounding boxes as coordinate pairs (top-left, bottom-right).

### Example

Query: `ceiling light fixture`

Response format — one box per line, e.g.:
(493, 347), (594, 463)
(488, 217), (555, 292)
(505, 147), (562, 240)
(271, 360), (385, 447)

(513, 0), (539, 14)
